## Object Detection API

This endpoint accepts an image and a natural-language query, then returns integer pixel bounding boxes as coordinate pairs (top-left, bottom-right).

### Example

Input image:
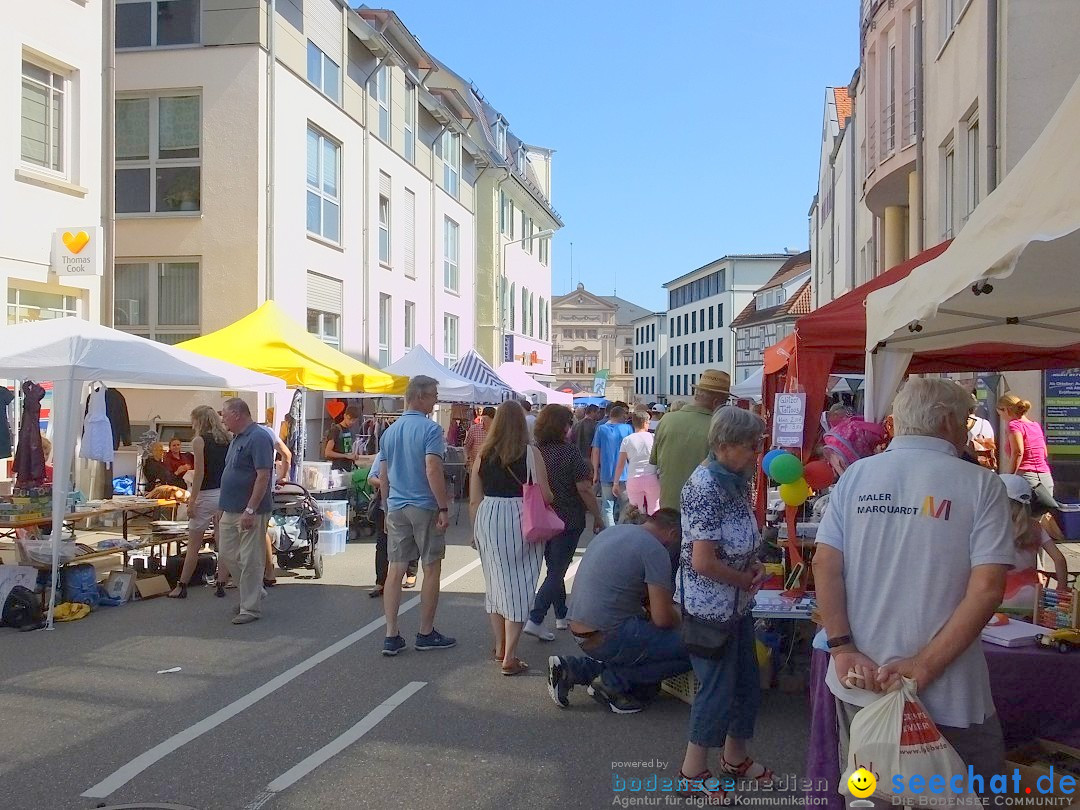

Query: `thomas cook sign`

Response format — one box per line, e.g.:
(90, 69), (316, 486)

(51, 227), (103, 277)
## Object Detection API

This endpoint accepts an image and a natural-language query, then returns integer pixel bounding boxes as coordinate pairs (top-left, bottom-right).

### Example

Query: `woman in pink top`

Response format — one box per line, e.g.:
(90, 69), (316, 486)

(997, 393), (1054, 495)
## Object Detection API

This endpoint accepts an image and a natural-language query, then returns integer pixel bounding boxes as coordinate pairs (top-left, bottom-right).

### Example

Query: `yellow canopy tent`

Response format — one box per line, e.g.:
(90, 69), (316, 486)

(178, 301), (407, 393)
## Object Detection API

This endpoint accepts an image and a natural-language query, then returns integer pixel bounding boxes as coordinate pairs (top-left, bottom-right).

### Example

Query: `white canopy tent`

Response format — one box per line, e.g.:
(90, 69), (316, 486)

(0, 318), (285, 628)
(731, 366), (863, 403)
(495, 362), (574, 405)
(864, 73), (1080, 418)
(339, 345), (503, 403)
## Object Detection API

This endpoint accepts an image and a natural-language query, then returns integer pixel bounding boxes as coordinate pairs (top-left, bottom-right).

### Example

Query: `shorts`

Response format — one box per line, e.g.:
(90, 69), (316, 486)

(188, 488), (220, 538)
(385, 506), (445, 565)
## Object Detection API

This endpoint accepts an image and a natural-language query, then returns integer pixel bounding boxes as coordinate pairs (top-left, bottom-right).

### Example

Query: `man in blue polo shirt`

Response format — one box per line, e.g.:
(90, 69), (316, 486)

(378, 375), (454, 656)
(592, 405), (633, 527)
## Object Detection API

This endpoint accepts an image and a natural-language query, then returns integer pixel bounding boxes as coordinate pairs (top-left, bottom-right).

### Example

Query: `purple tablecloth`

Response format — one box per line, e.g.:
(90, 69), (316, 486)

(805, 642), (1080, 810)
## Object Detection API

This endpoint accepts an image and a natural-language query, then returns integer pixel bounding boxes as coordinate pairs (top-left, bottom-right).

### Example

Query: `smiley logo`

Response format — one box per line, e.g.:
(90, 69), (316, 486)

(62, 231), (90, 254)
(847, 767), (877, 798)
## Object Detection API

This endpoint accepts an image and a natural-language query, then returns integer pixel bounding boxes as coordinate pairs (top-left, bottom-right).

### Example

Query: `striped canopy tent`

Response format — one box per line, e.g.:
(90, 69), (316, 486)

(451, 350), (515, 401)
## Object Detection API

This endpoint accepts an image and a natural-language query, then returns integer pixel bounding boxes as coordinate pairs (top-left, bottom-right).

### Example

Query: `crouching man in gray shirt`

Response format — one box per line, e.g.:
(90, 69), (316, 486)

(547, 509), (690, 714)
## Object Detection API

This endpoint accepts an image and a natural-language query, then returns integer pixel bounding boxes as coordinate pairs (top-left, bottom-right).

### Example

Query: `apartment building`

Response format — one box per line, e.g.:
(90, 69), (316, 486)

(810, 86), (857, 308)
(662, 254), (790, 400)
(631, 312), (667, 404)
(551, 284), (648, 403)
(5, 0), (104, 328)
(111, 2), (487, 416)
(731, 251), (811, 382)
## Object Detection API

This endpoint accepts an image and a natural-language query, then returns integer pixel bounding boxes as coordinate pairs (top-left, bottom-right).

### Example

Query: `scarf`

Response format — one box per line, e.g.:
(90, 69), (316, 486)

(705, 455), (751, 500)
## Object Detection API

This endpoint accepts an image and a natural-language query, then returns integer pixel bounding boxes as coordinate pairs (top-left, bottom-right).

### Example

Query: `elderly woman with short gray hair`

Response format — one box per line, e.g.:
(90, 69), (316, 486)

(674, 406), (771, 804)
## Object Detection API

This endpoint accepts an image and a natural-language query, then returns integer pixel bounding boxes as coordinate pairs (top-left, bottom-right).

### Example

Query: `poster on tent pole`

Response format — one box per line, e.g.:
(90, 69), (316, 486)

(772, 392), (806, 448)
(1044, 368), (1080, 456)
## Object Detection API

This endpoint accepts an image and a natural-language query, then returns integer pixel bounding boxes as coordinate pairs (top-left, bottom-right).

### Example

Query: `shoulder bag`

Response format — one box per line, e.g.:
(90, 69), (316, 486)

(678, 562), (740, 660)
(509, 449), (564, 544)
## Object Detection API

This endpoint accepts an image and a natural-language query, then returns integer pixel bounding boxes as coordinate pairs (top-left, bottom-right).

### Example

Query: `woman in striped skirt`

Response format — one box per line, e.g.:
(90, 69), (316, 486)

(469, 400), (554, 676)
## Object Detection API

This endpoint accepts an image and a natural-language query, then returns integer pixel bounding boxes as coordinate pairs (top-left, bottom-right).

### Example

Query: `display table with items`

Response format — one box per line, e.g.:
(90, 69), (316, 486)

(805, 642), (1080, 810)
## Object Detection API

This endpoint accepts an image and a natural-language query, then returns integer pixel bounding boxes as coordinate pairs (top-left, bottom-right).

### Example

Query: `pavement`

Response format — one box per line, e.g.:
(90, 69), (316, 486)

(0, 518), (810, 810)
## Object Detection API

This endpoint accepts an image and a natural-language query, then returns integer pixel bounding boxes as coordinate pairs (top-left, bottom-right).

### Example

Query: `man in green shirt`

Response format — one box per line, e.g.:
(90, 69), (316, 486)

(650, 370), (731, 510)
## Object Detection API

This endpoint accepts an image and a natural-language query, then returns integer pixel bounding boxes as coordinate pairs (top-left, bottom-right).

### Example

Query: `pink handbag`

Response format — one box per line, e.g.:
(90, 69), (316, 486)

(515, 450), (564, 543)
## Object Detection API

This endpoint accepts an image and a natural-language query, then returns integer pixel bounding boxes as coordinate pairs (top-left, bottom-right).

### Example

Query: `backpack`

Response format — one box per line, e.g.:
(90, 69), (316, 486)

(2, 586), (44, 631)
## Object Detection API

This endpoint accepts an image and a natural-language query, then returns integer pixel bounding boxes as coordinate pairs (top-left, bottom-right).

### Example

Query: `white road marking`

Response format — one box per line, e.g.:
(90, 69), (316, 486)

(259, 681), (426, 799)
(82, 558), (482, 799)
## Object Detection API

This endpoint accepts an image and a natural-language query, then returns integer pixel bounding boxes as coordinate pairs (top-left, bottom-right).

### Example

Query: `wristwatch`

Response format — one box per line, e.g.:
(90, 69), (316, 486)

(827, 634), (853, 649)
(243, 507), (255, 516)
(438, 507), (448, 513)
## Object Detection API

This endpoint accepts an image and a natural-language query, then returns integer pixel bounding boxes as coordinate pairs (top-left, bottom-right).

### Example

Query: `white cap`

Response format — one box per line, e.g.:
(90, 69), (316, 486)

(650, 403), (668, 413)
(999, 474), (1032, 504)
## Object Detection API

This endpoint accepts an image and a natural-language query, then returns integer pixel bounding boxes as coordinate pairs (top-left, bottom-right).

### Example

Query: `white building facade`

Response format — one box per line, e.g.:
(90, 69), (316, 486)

(662, 254), (790, 399)
(4, 0), (104, 328)
(631, 313), (667, 404)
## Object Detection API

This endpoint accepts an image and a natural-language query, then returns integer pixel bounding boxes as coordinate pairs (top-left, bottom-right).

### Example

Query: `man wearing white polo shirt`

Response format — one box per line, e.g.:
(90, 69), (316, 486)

(814, 378), (1014, 806)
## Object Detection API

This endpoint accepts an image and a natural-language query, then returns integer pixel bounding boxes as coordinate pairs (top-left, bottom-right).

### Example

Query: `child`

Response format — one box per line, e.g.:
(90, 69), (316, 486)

(999, 474), (1070, 610)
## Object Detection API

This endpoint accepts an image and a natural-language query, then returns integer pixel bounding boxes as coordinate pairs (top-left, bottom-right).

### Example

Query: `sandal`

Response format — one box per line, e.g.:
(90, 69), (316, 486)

(492, 648), (505, 663)
(167, 582), (188, 599)
(677, 770), (731, 805)
(369, 586), (384, 598)
(720, 756), (774, 785)
(263, 578), (277, 588)
(500, 657), (529, 676)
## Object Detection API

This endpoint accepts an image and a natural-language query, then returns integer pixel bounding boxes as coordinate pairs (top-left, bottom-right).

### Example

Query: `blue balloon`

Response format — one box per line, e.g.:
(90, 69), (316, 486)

(762, 448), (784, 476)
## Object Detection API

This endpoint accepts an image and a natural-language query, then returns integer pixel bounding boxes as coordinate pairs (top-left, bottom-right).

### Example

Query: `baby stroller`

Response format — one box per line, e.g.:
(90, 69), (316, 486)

(269, 483), (325, 578)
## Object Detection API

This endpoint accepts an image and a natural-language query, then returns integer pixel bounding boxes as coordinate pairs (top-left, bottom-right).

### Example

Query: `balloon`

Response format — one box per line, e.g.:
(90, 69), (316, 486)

(803, 459), (837, 491)
(768, 453), (804, 484)
(761, 448), (785, 476)
(779, 478), (811, 506)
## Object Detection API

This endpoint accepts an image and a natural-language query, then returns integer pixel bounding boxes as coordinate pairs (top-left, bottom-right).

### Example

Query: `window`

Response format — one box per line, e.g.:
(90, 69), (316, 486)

(440, 131), (460, 198)
(691, 343), (696, 364)
(708, 340), (715, 363)
(114, 260), (199, 343)
(943, 141), (955, 238)
(691, 311), (697, 333)
(966, 119), (980, 217)
(444, 217), (459, 292)
(306, 272), (342, 348)
(516, 145), (526, 174)
(521, 287), (528, 335)
(700, 340), (705, 362)
(587, 329), (597, 340)
(524, 217), (533, 254)
(307, 309), (340, 348)
(404, 81), (416, 163)
(669, 375), (674, 395)
(378, 180), (391, 265)
(508, 200), (516, 239)
(708, 307), (714, 330)
(378, 293), (391, 366)
(586, 355), (598, 374)
(499, 191), (509, 235)
(116, 0), (200, 48)
(717, 304), (723, 326)
(373, 66), (390, 143)
(116, 94), (201, 214)
(563, 328), (573, 339)
(563, 356), (573, 374)
(8, 288), (79, 324)
(509, 283), (515, 331)
(885, 43), (896, 156)
(539, 235), (550, 266)
(623, 357), (633, 375)
(538, 298), (546, 341)
(403, 189), (416, 278)
(306, 127), (340, 241)
(575, 329), (585, 339)
(21, 59), (66, 174)
(717, 338), (724, 361)
(943, 0), (957, 42)
(404, 301), (415, 349)
(443, 314), (459, 366)
(683, 313), (689, 334)
(306, 41), (340, 103)
(493, 118), (507, 155)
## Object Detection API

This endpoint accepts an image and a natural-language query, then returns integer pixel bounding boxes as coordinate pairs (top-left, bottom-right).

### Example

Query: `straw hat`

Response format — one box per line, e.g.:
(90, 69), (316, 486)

(695, 369), (731, 396)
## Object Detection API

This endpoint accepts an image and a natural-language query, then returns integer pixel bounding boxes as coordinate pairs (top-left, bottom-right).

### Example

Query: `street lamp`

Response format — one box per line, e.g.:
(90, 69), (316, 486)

(499, 228), (555, 360)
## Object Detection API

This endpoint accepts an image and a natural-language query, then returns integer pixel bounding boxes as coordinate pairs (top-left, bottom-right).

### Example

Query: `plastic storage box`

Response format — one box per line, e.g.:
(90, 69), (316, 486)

(318, 500), (348, 530)
(319, 527), (347, 557)
(301, 462), (332, 491)
(1056, 499), (1080, 540)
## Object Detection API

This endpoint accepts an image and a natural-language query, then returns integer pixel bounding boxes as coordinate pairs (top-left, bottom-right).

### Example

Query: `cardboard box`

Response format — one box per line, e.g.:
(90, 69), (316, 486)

(1005, 739), (1080, 802)
(134, 574), (171, 599)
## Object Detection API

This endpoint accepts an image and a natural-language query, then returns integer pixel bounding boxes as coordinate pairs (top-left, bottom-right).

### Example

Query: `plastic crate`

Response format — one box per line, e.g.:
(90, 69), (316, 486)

(661, 670), (700, 705)
(1057, 499), (1080, 540)
(319, 527), (347, 557)
(318, 500), (348, 530)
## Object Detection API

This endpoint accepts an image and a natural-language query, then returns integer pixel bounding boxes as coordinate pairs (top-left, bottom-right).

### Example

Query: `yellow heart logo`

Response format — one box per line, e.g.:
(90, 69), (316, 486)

(62, 231), (90, 254)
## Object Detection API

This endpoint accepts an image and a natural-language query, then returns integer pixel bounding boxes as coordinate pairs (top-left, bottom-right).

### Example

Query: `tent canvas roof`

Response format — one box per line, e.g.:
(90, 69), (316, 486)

(178, 301), (407, 393)
(451, 350), (515, 399)
(495, 362), (573, 405)
(373, 345), (502, 403)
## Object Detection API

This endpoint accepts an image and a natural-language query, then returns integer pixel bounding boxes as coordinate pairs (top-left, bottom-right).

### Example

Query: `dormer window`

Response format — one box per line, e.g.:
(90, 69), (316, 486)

(516, 145), (526, 174)
(493, 119), (507, 155)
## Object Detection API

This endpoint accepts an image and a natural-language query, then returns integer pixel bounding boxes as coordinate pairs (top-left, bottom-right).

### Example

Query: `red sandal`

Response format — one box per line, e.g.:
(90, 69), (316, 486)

(720, 756), (774, 786)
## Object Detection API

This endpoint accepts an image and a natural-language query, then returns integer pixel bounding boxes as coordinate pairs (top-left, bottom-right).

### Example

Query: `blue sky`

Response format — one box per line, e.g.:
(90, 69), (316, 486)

(372, 0), (860, 312)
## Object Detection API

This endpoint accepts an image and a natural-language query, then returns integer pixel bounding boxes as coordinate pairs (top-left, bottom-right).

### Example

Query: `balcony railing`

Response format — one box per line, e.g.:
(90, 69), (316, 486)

(902, 86), (916, 147)
(867, 121), (878, 169)
(881, 102), (896, 157)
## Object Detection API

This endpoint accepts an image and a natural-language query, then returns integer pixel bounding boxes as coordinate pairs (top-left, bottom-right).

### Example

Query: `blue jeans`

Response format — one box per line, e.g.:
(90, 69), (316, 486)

(561, 616), (690, 695)
(688, 614), (761, 747)
(600, 482), (627, 528)
(530, 523), (583, 625)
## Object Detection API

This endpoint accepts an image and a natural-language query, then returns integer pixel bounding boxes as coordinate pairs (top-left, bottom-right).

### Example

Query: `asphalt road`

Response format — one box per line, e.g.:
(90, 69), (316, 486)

(0, 520), (810, 810)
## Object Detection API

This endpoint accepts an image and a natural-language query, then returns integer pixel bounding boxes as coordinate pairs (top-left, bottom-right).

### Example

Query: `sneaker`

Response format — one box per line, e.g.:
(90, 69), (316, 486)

(382, 635), (407, 656)
(587, 681), (644, 714)
(547, 656), (572, 708)
(414, 629), (456, 651)
(555, 618), (569, 631)
(523, 620), (555, 642)
(231, 613), (259, 625)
